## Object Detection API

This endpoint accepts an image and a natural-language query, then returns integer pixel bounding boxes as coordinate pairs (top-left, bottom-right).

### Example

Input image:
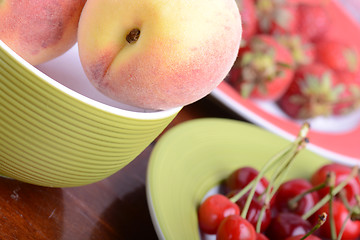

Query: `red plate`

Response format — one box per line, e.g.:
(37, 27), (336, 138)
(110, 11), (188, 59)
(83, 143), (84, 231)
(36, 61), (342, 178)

(211, 0), (360, 164)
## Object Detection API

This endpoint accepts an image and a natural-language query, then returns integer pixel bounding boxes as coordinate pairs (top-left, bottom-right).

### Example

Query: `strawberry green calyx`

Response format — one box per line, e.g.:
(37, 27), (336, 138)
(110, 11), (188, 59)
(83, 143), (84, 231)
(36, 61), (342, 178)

(343, 47), (359, 73)
(290, 72), (344, 119)
(231, 34), (294, 100)
(256, 0), (276, 31)
(256, 0), (291, 33)
(240, 52), (278, 97)
(350, 85), (360, 109)
(276, 35), (313, 67)
(335, 84), (360, 115)
(238, 37), (289, 98)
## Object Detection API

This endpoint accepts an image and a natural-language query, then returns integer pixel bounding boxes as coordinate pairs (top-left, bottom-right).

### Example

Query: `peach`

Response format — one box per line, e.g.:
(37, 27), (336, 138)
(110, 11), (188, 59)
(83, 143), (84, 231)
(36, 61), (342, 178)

(0, 0), (86, 65)
(77, 0), (242, 110)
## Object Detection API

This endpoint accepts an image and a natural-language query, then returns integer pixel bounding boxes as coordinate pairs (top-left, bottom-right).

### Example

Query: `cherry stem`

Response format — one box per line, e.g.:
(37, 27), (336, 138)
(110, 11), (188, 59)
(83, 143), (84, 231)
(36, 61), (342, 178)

(250, 123), (310, 231)
(230, 143), (292, 204)
(339, 190), (352, 212)
(269, 139), (308, 201)
(287, 176), (329, 210)
(256, 204), (268, 232)
(328, 172), (337, 240)
(271, 123), (310, 193)
(264, 122), (310, 204)
(350, 195), (360, 220)
(254, 137), (307, 233)
(337, 208), (355, 240)
(302, 165), (359, 220)
(339, 192), (360, 221)
(340, 193), (360, 221)
(241, 131), (308, 219)
(300, 212), (327, 240)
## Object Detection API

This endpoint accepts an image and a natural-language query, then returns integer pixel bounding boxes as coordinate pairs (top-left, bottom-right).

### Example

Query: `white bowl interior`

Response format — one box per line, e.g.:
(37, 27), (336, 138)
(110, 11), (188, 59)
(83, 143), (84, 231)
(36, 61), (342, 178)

(35, 44), (149, 112)
(254, 100), (360, 133)
(0, 41), (181, 119)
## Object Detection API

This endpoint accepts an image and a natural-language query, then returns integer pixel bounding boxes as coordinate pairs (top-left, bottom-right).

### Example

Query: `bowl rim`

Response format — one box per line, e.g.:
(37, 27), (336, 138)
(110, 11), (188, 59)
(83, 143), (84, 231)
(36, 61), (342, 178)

(146, 118), (331, 240)
(0, 40), (182, 120)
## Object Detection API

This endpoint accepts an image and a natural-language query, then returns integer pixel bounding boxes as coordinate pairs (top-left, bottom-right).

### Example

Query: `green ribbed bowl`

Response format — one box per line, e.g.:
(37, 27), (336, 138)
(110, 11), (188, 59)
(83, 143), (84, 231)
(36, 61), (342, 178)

(147, 118), (329, 240)
(0, 40), (181, 188)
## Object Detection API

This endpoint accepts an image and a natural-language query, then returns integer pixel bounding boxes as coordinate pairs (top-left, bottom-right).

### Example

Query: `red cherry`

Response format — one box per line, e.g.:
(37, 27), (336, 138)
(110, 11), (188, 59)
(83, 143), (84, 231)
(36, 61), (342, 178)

(315, 200), (360, 240)
(226, 167), (269, 196)
(198, 194), (240, 234)
(228, 191), (271, 232)
(256, 233), (269, 240)
(216, 215), (257, 240)
(265, 212), (312, 240)
(310, 163), (360, 206)
(273, 178), (319, 217)
(285, 234), (321, 240)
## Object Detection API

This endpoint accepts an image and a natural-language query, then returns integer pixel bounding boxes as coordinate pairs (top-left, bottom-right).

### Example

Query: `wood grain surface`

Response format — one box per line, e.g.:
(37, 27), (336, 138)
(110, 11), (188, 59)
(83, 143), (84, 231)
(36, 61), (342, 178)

(0, 96), (241, 240)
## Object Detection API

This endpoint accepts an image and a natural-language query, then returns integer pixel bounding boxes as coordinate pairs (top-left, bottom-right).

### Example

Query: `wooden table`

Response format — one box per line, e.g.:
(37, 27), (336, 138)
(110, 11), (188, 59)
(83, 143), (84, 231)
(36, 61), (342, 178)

(0, 96), (244, 240)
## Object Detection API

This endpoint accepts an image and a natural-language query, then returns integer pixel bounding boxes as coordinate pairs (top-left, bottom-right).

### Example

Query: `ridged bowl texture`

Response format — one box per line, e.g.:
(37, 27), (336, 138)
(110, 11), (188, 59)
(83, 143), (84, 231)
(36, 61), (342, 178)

(0, 41), (180, 187)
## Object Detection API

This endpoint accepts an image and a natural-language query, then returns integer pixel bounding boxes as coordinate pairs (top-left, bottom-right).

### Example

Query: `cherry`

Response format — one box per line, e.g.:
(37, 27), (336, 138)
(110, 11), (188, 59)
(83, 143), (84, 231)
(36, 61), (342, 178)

(273, 178), (319, 217)
(216, 215), (257, 240)
(228, 191), (271, 232)
(198, 123), (311, 238)
(256, 233), (269, 240)
(226, 167), (269, 196)
(315, 200), (360, 240)
(265, 212), (312, 240)
(311, 163), (360, 206)
(284, 235), (320, 240)
(198, 194), (240, 234)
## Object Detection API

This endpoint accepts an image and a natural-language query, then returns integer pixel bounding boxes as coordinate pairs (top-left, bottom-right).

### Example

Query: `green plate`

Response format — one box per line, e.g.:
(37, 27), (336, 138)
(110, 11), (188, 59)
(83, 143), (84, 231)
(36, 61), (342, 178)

(146, 118), (330, 240)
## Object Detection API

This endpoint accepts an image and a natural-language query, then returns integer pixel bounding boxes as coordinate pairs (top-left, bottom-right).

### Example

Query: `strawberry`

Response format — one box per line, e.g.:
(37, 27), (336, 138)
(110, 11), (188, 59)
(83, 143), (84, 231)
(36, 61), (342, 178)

(236, 0), (258, 45)
(228, 34), (294, 100)
(276, 34), (315, 68)
(296, 3), (330, 42)
(277, 63), (345, 119)
(255, 0), (299, 35)
(316, 40), (360, 74)
(332, 71), (360, 115)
